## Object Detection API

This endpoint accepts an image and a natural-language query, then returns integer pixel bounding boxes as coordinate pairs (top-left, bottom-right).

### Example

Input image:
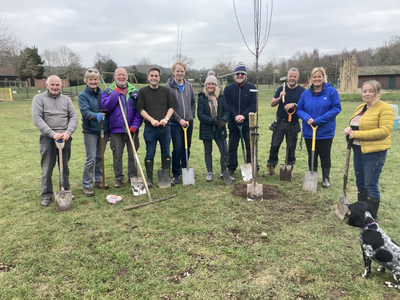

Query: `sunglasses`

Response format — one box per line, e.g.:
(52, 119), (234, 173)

(88, 69), (98, 73)
(235, 73), (246, 76)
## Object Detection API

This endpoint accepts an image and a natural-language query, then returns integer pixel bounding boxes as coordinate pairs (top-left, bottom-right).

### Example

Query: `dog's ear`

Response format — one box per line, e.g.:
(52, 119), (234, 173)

(347, 204), (368, 227)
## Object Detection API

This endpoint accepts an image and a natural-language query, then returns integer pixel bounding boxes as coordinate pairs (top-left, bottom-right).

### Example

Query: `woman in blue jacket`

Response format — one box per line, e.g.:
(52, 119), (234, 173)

(78, 68), (109, 196)
(297, 67), (341, 188)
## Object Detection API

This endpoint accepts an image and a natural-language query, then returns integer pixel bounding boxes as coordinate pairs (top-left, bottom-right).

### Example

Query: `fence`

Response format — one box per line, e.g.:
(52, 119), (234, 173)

(0, 80), (28, 87)
(1, 86), (86, 101)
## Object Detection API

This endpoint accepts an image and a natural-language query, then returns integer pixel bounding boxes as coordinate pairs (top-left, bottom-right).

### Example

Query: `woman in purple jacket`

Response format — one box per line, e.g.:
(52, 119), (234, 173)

(101, 68), (143, 188)
(297, 67), (341, 188)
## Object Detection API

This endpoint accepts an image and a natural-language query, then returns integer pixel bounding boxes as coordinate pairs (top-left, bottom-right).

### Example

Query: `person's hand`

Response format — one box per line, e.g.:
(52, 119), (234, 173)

(150, 119), (159, 127)
(129, 126), (136, 133)
(159, 118), (168, 127)
(96, 113), (104, 122)
(212, 118), (219, 126)
(115, 87), (121, 94)
(217, 120), (226, 128)
(53, 132), (63, 140)
(179, 119), (188, 127)
(235, 115), (245, 123)
(307, 118), (315, 126)
(344, 127), (352, 136)
(61, 132), (70, 141)
(284, 103), (296, 111)
(279, 90), (286, 100)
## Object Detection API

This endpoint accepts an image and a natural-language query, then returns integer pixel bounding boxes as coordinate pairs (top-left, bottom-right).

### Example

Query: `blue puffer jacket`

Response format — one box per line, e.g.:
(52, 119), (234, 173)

(78, 86), (109, 134)
(297, 83), (341, 139)
(101, 82), (143, 134)
(223, 81), (257, 131)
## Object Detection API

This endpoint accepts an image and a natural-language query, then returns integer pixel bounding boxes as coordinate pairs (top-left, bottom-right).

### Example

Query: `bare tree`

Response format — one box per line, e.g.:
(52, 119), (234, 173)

(171, 24), (195, 69)
(233, 0), (273, 87)
(41, 48), (58, 77)
(135, 57), (152, 74)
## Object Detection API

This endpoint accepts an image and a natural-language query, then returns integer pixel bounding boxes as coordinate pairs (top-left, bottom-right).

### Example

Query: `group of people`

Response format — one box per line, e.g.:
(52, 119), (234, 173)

(32, 62), (395, 220)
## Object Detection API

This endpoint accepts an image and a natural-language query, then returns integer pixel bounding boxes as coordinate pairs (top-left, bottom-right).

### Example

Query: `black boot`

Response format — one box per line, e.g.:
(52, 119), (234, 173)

(162, 157), (175, 187)
(357, 191), (368, 203)
(322, 168), (331, 188)
(366, 197), (380, 219)
(145, 159), (154, 187)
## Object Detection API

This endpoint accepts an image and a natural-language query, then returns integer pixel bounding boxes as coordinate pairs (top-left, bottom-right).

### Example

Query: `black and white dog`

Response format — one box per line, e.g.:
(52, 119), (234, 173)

(347, 201), (400, 290)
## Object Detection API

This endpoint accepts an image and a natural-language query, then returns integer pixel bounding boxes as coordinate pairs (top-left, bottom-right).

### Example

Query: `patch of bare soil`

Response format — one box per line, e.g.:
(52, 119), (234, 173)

(232, 183), (284, 200)
(232, 183), (318, 222)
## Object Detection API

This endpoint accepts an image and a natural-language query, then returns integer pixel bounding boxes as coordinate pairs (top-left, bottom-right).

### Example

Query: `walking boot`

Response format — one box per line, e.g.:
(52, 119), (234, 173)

(162, 157), (175, 186)
(145, 159), (154, 187)
(322, 168), (331, 188)
(262, 165), (275, 177)
(366, 197), (380, 219)
(357, 191), (368, 203)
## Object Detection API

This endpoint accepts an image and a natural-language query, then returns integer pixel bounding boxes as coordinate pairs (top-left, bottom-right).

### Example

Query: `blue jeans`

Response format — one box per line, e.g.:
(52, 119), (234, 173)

(171, 122), (193, 177)
(143, 126), (171, 160)
(353, 147), (387, 198)
(82, 132), (109, 188)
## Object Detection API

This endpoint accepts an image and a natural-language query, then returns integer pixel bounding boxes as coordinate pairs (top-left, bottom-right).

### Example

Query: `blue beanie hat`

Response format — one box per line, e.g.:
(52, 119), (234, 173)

(235, 62), (247, 74)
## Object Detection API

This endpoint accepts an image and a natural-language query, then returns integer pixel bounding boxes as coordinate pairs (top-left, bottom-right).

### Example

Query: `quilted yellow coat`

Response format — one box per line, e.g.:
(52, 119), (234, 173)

(349, 100), (395, 153)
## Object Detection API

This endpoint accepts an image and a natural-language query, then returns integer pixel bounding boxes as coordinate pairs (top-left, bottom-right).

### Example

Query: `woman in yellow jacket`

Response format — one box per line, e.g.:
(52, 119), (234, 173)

(344, 80), (394, 219)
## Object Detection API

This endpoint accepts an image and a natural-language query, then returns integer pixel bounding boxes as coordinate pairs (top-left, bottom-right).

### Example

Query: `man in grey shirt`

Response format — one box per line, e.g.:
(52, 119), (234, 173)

(32, 75), (78, 206)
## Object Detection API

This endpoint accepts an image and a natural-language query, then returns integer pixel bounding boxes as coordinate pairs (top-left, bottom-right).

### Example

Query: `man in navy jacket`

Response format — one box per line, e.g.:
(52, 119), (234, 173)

(223, 62), (256, 176)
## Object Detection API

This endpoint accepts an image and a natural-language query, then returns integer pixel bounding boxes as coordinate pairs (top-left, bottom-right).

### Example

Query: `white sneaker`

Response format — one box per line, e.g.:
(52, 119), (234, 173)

(206, 172), (213, 182)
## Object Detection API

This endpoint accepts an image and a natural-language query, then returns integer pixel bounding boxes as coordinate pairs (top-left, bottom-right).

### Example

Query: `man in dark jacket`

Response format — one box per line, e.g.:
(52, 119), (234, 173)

(101, 68), (143, 188)
(262, 68), (305, 177)
(223, 62), (257, 176)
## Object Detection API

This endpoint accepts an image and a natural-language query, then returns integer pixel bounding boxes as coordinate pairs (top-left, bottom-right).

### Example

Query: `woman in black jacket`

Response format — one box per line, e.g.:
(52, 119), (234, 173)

(197, 72), (234, 182)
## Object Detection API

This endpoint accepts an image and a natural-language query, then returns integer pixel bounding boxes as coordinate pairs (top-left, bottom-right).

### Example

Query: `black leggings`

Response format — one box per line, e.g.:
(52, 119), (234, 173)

(304, 138), (333, 171)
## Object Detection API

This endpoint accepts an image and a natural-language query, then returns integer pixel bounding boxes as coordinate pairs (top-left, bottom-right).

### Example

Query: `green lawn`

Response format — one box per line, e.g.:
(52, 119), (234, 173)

(1, 86), (400, 299)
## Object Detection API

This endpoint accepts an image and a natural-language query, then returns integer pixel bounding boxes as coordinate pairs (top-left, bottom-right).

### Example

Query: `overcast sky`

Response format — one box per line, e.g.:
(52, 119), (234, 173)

(1, 0), (399, 71)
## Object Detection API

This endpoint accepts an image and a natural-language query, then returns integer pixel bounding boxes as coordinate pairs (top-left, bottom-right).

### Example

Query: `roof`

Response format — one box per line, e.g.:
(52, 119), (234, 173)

(358, 65), (400, 76)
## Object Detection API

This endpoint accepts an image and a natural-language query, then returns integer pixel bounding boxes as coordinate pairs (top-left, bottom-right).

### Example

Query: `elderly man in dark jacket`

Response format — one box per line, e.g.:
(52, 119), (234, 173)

(223, 62), (257, 177)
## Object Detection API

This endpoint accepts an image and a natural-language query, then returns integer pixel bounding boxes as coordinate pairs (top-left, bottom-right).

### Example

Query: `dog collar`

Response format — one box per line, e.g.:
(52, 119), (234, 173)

(364, 222), (376, 228)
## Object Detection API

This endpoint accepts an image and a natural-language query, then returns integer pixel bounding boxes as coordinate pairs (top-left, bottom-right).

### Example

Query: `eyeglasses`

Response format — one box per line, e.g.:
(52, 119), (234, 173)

(235, 73), (246, 76)
(88, 69), (98, 73)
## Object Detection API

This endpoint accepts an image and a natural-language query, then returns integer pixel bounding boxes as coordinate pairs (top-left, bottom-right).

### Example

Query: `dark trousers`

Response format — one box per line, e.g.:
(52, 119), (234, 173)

(40, 136), (72, 201)
(267, 120), (300, 166)
(304, 138), (333, 170)
(110, 132), (139, 180)
(171, 122), (193, 177)
(202, 138), (228, 173)
(228, 129), (251, 170)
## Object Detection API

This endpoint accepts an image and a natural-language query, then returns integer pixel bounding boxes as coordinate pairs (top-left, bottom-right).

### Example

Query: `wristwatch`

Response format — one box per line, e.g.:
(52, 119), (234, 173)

(165, 117), (169, 121)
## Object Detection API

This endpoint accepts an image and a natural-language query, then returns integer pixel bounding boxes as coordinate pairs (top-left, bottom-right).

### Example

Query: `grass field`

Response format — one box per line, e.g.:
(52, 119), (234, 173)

(1, 86), (400, 299)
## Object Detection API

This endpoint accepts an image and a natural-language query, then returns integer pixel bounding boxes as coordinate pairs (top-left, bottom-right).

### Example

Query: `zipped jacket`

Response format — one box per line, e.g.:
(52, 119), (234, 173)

(101, 82), (143, 134)
(197, 91), (230, 140)
(223, 81), (257, 131)
(78, 86), (109, 134)
(164, 77), (196, 123)
(297, 83), (341, 139)
(349, 101), (394, 153)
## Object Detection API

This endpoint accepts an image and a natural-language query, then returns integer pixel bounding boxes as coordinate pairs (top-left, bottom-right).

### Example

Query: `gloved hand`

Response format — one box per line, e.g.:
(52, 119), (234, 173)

(217, 120), (226, 129)
(115, 87), (121, 94)
(129, 126), (136, 133)
(212, 119), (219, 126)
(96, 113), (104, 122)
